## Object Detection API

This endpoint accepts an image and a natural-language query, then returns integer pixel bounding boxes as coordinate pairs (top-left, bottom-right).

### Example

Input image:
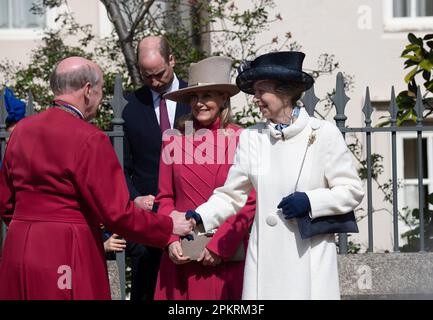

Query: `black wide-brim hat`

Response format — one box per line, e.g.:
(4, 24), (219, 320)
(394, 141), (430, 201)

(236, 51), (314, 95)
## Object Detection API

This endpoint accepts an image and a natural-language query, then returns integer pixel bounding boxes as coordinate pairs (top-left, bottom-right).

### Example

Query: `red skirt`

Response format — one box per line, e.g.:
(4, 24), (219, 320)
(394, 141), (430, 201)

(0, 219), (111, 300)
(154, 251), (245, 300)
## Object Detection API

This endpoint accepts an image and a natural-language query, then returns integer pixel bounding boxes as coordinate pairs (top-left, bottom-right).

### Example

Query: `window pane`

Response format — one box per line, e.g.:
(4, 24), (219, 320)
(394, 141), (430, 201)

(403, 184), (429, 211)
(394, 0), (411, 17)
(403, 138), (428, 179)
(11, 0), (45, 29)
(0, 0), (9, 28)
(417, 0), (433, 16)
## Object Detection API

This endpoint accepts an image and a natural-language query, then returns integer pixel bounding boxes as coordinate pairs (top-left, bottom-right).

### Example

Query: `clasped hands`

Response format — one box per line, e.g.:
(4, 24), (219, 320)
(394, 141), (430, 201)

(167, 241), (222, 266)
(169, 191), (311, 245)
(134, 196), (197, 237)
(169, 210), (197, 236)
(168, 192), (311, 264)
(168, 210), (221, 266)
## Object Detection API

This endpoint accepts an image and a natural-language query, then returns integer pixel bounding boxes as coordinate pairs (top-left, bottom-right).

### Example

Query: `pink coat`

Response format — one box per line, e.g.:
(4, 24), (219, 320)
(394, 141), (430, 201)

(154, 119), (256, 300)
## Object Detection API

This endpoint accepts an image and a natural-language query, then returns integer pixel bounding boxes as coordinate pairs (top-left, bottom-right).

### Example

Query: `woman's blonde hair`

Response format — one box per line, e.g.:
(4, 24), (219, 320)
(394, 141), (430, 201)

(176, 92), (233, 131)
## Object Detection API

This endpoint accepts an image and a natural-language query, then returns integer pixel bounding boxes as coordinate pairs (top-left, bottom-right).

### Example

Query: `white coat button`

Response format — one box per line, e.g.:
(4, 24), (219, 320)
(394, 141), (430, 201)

(311, 121), (320, 130)
(266, 216), (278, 226)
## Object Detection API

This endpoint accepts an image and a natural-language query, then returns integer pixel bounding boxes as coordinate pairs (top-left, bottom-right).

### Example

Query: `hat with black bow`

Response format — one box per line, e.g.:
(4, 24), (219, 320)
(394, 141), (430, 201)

(236, 51), (314, 95)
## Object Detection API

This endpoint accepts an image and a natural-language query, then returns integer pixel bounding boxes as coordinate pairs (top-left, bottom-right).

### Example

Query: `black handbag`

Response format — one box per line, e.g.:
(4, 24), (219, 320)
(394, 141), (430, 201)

(292, 123), (359, 239)
(296, 211), (358, 239)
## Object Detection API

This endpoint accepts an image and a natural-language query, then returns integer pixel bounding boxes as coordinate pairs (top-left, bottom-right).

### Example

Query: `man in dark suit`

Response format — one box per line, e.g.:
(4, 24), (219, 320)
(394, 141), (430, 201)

(122, 36), (190, 301)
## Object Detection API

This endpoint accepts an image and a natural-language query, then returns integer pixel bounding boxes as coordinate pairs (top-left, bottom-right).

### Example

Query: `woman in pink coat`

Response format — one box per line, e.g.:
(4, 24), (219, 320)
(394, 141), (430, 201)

(154, 56), (256, 300)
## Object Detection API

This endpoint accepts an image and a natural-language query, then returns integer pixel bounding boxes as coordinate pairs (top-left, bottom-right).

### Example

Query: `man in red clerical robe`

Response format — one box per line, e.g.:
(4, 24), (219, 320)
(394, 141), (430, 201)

(0, 57), (193, 300)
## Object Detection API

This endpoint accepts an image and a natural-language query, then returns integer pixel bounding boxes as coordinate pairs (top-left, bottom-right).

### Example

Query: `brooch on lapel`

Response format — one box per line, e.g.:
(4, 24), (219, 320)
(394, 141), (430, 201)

(308, 133), (316, 146)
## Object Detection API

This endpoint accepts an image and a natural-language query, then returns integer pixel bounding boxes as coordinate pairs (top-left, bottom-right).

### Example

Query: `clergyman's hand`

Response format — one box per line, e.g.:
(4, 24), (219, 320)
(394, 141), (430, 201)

(170, 210), (194, 236)
(103, 234), (127, 253)
(133, 195), (155, 210)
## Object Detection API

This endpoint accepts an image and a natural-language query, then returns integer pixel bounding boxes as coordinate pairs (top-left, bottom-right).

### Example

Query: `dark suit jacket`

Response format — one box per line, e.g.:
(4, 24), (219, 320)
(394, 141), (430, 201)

(122, 79), (190, 201)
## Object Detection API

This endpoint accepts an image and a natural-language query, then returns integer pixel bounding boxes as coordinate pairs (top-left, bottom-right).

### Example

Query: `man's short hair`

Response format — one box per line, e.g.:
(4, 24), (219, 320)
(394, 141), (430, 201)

(50, 63), (101, 96)
(137, 36), (172, 63)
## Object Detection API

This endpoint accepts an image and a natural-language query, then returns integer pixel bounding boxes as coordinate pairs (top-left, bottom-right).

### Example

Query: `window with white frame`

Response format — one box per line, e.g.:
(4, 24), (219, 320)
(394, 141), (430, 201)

(393, 0), (433, 17)
(397, 133), (433, 241)
(384, 0), (433, 31)
(0, 0), (45, 29)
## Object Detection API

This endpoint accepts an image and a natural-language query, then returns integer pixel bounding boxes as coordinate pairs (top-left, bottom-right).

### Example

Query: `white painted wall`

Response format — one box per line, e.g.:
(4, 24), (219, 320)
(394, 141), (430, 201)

(0, 0), (104, 66)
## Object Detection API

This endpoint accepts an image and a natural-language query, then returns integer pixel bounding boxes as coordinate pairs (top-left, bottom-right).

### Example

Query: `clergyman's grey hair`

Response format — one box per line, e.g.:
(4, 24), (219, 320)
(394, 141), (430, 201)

(50, 63), (101, 95)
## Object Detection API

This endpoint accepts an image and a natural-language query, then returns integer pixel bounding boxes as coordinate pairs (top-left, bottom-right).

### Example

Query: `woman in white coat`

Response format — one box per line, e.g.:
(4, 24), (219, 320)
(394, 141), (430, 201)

(185, 51), (364, 300)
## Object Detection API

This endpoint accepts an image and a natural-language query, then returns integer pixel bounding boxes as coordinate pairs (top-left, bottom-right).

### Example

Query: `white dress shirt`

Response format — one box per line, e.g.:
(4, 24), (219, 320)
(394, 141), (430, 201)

(150, 74), (180, 129)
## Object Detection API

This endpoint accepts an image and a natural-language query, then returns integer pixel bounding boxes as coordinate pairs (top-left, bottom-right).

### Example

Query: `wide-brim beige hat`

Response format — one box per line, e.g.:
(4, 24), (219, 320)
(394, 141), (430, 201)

(163, 56), (240, 104)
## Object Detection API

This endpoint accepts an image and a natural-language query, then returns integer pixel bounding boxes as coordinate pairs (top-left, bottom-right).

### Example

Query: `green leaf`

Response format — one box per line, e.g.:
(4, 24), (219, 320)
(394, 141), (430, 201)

(376, 115), (391, 127)
(428, 193), (433, 205)
(402, 44), (421, 58)
(408, 33), (418, 44)
(413, 208), (420, 219)
(426, 51), (433, 63)
(409, 79), (419, 95)
(396, 110), (416, 126)
(419, 59), (433, 71)
(409, 33), (423, 46)
(405, 44), (421, 51)
(404, 60), (418, 69)
(405, 67), (419, 83)
(402, 54), (421, 62)
(423, 34), (433, 40)
(401, 48), (413, 56)
(397, 91), (416, 109)
(424, 97), (433, 105)
(425, 80), (433, 91)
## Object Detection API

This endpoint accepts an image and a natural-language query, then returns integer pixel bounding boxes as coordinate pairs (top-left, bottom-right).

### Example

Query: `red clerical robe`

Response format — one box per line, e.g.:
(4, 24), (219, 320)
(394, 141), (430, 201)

(154, 119), (256, 300)
(0, 108), (173, 300)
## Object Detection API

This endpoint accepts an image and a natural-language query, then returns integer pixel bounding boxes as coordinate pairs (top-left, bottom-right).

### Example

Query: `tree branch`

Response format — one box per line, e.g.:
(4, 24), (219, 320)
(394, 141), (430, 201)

(127, 0), (155, 41)
(100, 0), (142, 86)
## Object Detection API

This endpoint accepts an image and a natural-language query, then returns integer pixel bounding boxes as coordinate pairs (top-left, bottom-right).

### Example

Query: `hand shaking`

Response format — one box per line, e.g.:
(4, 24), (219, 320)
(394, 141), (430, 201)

(170, 210), (196, 236)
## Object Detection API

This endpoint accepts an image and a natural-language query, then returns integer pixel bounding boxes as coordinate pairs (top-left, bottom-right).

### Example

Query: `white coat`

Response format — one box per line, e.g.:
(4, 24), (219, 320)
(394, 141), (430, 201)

(196, 108), (364, 300)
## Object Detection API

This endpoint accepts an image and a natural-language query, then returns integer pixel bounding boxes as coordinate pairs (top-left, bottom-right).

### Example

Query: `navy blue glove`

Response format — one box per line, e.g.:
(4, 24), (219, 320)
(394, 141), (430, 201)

(181, 210), (203, 241)
(181, 234), (194, 241)
(277, 192), (311, 219)
(185, 210), (203, 225)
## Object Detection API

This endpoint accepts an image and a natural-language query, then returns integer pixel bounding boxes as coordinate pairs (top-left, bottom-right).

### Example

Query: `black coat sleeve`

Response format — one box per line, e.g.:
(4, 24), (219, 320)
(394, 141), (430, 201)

(123, 124), (140, 200)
